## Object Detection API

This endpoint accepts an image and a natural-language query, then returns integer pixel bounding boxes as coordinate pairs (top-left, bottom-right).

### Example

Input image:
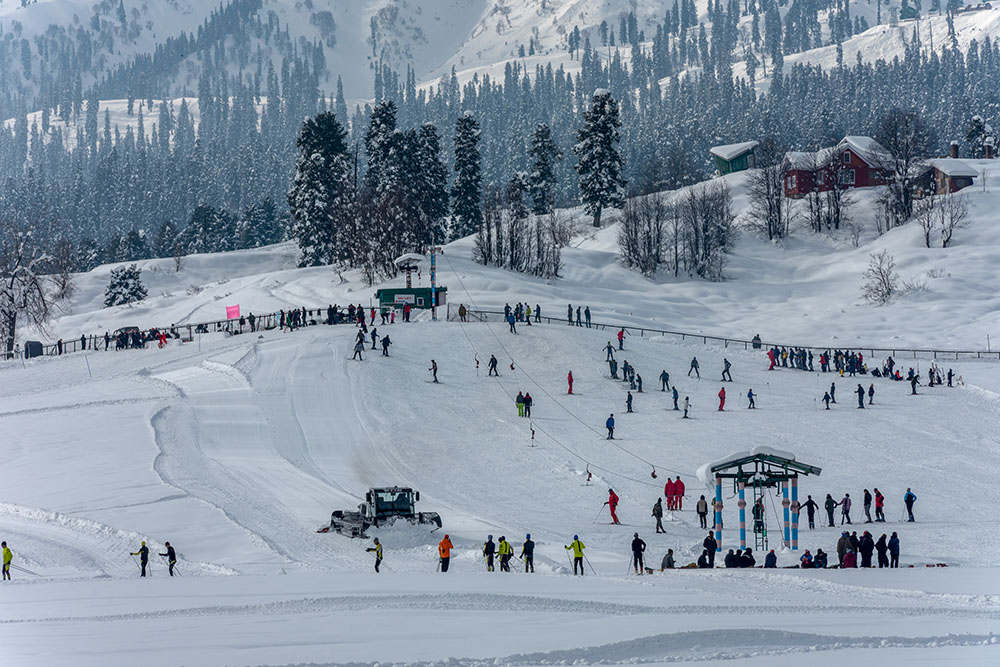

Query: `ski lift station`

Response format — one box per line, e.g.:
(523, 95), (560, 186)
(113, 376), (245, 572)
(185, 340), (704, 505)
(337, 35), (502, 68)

(375, 253), (448, 310)
(697, 447), (821, 553)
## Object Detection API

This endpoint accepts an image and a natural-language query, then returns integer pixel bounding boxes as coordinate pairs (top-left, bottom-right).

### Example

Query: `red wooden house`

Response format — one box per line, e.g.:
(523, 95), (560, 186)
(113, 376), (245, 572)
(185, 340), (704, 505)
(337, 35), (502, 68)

(783, 136), (892, 198)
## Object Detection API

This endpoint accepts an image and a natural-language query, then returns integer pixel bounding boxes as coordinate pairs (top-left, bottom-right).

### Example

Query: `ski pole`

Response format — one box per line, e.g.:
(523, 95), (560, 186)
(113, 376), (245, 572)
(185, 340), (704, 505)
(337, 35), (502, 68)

(584, 554), (598, 575)
(593, 504), (606, 523)
(10, 564), (41, 576)
(130, 554), (140, 573)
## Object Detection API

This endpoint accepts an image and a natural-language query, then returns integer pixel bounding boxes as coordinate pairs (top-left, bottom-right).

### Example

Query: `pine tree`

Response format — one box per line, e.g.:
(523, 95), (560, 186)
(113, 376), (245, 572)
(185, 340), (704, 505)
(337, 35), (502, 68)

(574, 90), (626, 227)
(415, 123), (450, 245)
(364, 100), (398, 192)
(104, 264), (148, 307)
(450, 112), (483, 240)
(287, 112), (354, 267)
(527, 123), (563, 215)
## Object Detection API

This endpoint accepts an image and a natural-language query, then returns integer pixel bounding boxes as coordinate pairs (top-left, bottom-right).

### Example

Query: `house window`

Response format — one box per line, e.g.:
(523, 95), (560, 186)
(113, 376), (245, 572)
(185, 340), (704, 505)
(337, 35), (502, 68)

(842, 151), (851, 164)
(788, 174), (797, 189)
(839, 169), (856, 185)
(816, 171), (824, 185)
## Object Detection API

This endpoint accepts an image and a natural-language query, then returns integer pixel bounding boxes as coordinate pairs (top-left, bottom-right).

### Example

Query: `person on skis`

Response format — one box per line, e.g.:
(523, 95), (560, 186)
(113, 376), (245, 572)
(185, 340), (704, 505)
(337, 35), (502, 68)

(483, 535), (496, 572)
(824, 494), (837, 527)
(520, 535), (535, 573)
(366, 538), (383, 573)
(673, 477), (685, 510)
(822, 391), (831, 409)
(626, 391), (634, 413)
(617, 328), (627, 350)
(829, 382), (837, 403)
(688, 357), (700, 378)
(352, 340), (365, 361)
(868, 383), (875, 405)
(856, 384), (865, 409)
(429, 360), (438, 383)
(652, 498), (665, 533)
(659, 370), (670, 391)
(839, 493), (852, 524)
(682, 396), (691, 418)
(904, 488), (917, 522)
(567, 371), (574, 394)
(722, 358), (732, 382)
(380, 335), (392, 356)
(565, 536), (586, 575)
(672, 386), (679, 410)
(159, 542), (177, 576)
(438, 534), (453, 572)
(718, 387), (726, 411)
(747, 388), (756, 409)
(605, 342), (615, 361)
(497, 537), (513, 572)
(606, 414), (615, 440)
(606, 489), (620, 524)
(874, 488), (885, 522)
(488, 354), (499, 376)
(523, 393), (533, 418)
(631, 533), (647, 574)
(130, 541), (150, 577)
(801, 495), (819, 529)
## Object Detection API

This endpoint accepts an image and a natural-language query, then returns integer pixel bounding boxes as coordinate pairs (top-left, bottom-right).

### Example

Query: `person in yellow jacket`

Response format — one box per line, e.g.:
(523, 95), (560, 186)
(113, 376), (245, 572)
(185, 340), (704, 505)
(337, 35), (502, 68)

(2, 541), (11, 581)
(565, 535), (586, 575)
(366, 538), (383, 573)
(497, 536), (513, 572)
(438, 534), (453, 572)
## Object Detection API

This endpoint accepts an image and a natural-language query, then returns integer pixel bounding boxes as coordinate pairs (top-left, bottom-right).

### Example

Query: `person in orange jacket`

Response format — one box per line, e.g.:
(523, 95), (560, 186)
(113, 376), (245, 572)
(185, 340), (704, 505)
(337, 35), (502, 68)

(567, 371), (574, 394)
(438, 534), (454, 572)
(605, 488), (621, 524)
(718, 387), (726, 411)
(665, 478), (675, 511)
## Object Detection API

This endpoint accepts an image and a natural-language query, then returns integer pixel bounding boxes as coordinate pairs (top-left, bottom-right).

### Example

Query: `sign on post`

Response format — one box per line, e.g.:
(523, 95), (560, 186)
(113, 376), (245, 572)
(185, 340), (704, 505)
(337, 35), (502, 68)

(226, 305), (240, 320)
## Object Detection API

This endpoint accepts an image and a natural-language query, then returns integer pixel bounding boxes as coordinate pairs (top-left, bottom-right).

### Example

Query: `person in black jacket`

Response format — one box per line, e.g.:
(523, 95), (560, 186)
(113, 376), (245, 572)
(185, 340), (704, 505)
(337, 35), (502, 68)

(824, 494), (837, 527)
(130, 541), (150, 577)
(801, 495), (819, 529)
(875, 534), (890, 568)
(159, 541), (177, 576)
(483, 535), (496, 572)
(739, 548), (756, 568)
(631, 533), (647, 574)
(520, 534), (535, 573)
(703, 533), (717, 567)
(697, 550), (711, 568)
(724, 549), (738, 568)
(859, 531), (875, 568)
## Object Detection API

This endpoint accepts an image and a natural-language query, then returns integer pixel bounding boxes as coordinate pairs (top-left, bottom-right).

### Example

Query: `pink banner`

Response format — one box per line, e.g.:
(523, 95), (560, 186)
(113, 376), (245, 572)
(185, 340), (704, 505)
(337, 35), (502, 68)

(226, 305), (240, 320)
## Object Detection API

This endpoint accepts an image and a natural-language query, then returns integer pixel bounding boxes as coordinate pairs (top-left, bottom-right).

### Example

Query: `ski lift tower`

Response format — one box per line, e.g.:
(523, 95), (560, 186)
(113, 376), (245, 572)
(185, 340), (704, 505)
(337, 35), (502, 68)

(697, 447), (821, 553)
(394, 253), (425, 289)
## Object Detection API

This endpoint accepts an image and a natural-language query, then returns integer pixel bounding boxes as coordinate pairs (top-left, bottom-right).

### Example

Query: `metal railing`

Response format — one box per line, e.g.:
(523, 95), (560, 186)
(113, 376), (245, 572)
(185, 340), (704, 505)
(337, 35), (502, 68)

(462, 308), (1000, 362)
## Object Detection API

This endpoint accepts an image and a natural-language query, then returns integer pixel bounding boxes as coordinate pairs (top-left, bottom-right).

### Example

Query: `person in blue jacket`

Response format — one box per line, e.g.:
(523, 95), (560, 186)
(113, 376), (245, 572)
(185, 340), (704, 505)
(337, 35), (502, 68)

(606, 413), (615, 440)
(888, 532), (900, 568)
(903, 488), (917, 522)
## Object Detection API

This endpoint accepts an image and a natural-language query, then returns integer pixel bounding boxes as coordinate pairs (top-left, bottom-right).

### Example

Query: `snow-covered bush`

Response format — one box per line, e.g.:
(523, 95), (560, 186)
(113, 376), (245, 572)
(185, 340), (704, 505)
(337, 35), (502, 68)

(104, 264), (148, 307)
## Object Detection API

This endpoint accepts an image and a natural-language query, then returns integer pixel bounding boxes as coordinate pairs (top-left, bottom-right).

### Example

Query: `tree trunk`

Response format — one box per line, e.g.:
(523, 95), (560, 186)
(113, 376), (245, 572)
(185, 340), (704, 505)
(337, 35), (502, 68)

(593, 205), (603, 228)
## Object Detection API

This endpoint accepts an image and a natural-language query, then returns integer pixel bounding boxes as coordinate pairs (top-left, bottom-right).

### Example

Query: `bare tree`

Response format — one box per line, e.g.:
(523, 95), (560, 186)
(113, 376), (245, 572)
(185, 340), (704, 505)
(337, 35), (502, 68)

(861, 250), (899, 305)
(913, 194), (937, 248)
(824, 145), (854, 231)
(746, 137), (790, 241)
(49, 237), (78, 302)
(0, 223), (52, 359)
(619, 193), (669, 276)
(939, 193), (970, 248)
(876, 110), (935, 225)
(680, 182), (735, 281)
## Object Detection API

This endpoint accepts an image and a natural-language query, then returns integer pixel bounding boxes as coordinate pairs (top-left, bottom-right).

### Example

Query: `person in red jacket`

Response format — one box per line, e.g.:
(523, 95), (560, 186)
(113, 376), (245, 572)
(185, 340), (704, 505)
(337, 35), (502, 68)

(767, 348), (775, 370)
(665, 478), (676, 511)
(718, 387), (726, 411)
(567, 371), (574, 394)
(605, 489), (620, 524)
(674, 476), (685, 510)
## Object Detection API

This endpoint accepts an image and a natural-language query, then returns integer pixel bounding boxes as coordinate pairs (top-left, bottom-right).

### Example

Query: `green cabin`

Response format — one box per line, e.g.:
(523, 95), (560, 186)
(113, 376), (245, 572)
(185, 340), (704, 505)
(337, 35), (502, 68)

(710, 141), (759, 175)
(375, 286), (448, 310)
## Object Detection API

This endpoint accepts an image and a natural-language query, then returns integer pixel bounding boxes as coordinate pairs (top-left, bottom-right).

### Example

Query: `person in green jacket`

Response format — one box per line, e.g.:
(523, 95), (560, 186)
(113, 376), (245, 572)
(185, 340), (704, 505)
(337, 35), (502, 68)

(366, 538), (383, 573)
(2, 541), (11, 581)
(565, 535), (586, 575)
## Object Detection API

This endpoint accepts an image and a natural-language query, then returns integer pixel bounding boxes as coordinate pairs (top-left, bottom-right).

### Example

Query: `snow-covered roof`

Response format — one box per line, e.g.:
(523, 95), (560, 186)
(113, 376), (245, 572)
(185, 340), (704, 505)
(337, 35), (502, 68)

(593, 88), (610, 97)
(839, 136), (891, 167)
(695, 446), (803, 487)
(393, 253), (425, 268)
(929, 158), (979, 178)
(709, 141), (758, 162)
(784, 147), (835, 170)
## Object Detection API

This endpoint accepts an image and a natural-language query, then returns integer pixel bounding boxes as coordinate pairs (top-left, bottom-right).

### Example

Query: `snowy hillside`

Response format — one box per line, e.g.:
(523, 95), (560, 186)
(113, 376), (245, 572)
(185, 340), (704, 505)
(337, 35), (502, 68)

(3, 158), (1000, 664)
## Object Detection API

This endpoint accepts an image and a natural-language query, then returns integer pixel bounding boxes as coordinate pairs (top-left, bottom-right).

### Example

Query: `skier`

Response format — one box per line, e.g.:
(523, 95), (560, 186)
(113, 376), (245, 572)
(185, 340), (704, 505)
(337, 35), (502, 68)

(584, 306), (591, 328)
(722, 358), (732, 382)
(130, 541), (150, 577)
(839, 493), (852, 524)
(904, 488), (917, 522)
(483, 535), (496, 572)
(575, 306), (582, 327)
(523, 392), (533, 418)
(488, 354), (499, 376)
(366, 538), (383, 573)
(567, 304), (573, 325)
(659, 370), (670, 391)
(767, 347), (776, 370)
(516, 391), (525, 417)
(868, 383), (875, 405)
(606, 413), (615, 440)
(631, 533), (647, 574)
(747, 388), (756, 409)
(617, 328), (627, 350)
(822, 391), (831, 409)
(824, 493), (837, 527)
(567, 371), (574, 394)
(863, 489), (873, 523)
(888, 532), (900, 568)
(565, 536), (586, 575)
(673, 477), (685, 510)
(380, 335), (392, 356)
(370, 327), (379, 350)
(875, 534), (889, 568)
(520, 534), (535, 573)
(497, 537), (513, 572)
(829, 382), (836, 403)
(507, 312), (517, 334)
(682, 396), (690, 418)
(703, 532), (718, 567)
(438, 534), (453, 572)
(801, 495), (819, 529)
(665, 477), (675, 511)
(910, 374), (919, 395)
(1, 541), (10, 581)
(856, 384), (865, 409)
(636, 374), (643, 393)
(947, 368), (954, 387)
(159, 541), (177, 577)
(696, 495), (709, 529)
(718, 387), (726, 411)
(672, 386), (680, 410)
(605, 342), (615, 361)
(429, 360), (438, 383)
(534, 304), (541, 323)
(688, 357), (699, 378)
(661, 549), (676, 570)
(352, 340), (364, 361)
(626, 391), (634, 413)
(606, 488), (621, 524)
(652, 498), (665, 533)
(874, 488), (885, 522)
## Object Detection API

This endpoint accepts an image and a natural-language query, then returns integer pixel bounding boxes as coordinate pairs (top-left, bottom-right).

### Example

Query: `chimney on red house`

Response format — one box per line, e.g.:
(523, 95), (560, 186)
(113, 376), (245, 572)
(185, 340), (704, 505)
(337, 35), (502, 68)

(987, 142), (994, 159)
(950, 141), (959, 159)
